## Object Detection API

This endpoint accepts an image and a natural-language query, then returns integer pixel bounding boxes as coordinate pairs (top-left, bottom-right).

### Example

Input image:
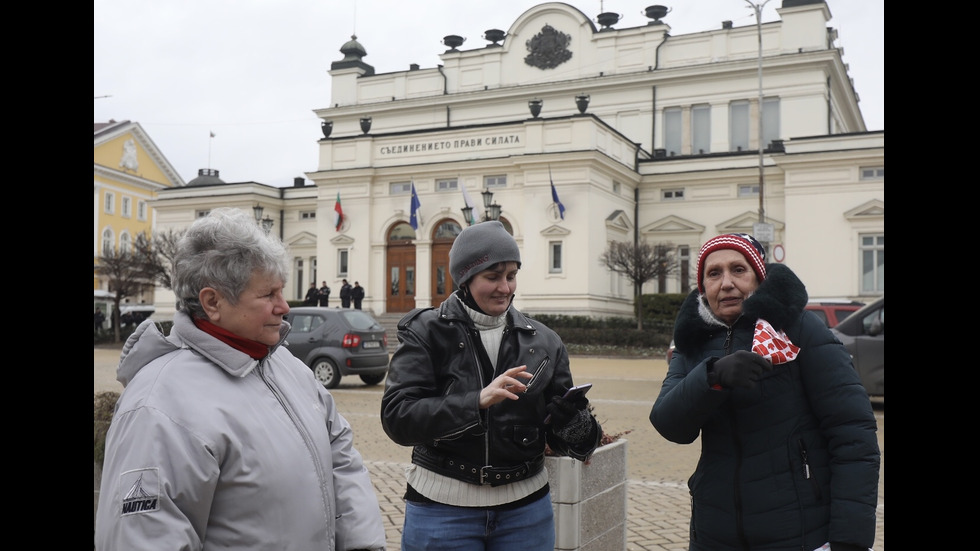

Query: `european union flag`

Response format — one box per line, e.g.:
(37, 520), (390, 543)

(550, 178), (566, 220)
(410, 182), (422, 230)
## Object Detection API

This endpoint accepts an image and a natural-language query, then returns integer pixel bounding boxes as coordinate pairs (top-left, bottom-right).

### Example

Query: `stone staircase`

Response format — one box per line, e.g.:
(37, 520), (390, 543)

(373, 312), (404, 354)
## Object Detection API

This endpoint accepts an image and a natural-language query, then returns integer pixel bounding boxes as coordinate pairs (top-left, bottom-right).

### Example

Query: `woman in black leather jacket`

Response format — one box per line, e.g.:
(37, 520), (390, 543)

(381, 221), (600, 551)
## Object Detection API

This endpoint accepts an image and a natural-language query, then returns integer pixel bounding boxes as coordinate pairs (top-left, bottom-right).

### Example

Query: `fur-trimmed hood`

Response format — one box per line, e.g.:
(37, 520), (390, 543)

(673, 263), (808, 354)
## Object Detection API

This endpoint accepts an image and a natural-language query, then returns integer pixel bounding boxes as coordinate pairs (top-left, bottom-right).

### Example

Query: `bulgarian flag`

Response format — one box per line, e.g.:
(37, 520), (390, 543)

(333, 192), (344, 232)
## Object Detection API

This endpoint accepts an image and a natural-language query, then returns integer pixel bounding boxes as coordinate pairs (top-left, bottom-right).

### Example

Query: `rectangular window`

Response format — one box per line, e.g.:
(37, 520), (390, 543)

(436, 178), (458, 192)
(738, 184), (759, 197)
(678, 245), (691, 292)
(390, 181), (412, 195)
(860, 234), (884, 294)
(549, 241), (563, 273)
(662, 189), (684, 200)
(195, 210), (210, 218)
(104, 192), (115, 214)
(860, 167), (884, 180)
(137, 201), (147, 221)
(664, 107), (681, 157)
(762, 97), (779, 149)
(656, 244), (669, 293)
(692, 104), (710, 154)
(612, 181), (621, 194)
(484, 175), (507, 188)
(295, 258), (304, 300)
(121, 197), (132, 218)
(729, 101), (749, 152)
(338, 249), (349, 277)
(300, 210), (316, 219)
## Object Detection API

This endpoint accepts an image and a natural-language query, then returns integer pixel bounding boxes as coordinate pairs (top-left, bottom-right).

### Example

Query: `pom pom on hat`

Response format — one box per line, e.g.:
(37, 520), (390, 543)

(449, 221), (522, 286)
(696, 233), (767, 294)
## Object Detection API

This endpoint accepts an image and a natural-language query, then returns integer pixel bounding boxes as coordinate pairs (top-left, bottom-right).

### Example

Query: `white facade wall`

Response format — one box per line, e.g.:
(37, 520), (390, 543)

(151, 1), (882, 321)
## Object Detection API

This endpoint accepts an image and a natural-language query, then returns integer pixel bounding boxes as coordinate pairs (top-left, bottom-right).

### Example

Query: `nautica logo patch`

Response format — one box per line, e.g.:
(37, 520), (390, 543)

(120, 468), (160, 515)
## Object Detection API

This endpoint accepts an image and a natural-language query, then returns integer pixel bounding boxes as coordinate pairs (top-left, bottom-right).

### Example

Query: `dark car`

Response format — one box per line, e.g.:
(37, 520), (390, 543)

(804, 299), (864, 328)
(283, 307), (389, 389)
(830, 296), (884, 397)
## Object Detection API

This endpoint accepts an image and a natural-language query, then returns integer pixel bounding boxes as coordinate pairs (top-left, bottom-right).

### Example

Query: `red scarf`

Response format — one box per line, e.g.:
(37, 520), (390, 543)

(192, 318), (270, 360)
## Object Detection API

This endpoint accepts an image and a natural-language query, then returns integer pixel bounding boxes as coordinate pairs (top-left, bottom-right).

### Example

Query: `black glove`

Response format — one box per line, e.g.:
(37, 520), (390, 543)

(545, 392), (589, 430)
(707, 350), (772, 389)
(830, 543), (866, 551)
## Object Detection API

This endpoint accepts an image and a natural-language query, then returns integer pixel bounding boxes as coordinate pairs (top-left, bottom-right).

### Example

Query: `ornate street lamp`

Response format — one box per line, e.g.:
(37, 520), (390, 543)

(481, 187), (502, 221)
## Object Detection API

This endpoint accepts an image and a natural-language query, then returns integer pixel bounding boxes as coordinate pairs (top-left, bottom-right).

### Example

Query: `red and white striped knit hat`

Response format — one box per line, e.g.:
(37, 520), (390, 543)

(696, 233), (767, 294)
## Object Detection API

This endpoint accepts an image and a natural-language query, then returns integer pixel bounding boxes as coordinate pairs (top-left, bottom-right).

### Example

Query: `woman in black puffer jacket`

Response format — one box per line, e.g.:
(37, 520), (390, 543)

(650, 233), (879, 551)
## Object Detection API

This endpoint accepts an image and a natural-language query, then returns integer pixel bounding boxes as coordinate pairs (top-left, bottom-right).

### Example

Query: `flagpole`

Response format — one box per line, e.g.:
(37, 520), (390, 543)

(208, 131), (214, 170)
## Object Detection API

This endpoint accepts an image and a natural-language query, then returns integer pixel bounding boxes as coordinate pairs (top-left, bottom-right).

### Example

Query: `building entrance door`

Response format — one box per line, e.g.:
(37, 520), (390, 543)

(386, 222), (417, 313)
(430, 219), (464, 308)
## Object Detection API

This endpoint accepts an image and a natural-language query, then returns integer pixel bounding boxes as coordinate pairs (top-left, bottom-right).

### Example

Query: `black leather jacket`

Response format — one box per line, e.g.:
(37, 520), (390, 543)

(381, 294), (599, 480)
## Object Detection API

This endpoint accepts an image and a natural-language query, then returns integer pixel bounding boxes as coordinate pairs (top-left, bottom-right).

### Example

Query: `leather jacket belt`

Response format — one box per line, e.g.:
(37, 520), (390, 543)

(412, 447), (545, 487)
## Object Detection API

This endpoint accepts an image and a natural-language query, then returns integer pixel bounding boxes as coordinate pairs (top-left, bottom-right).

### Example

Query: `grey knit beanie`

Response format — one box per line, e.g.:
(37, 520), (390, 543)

(449, 221), (522, 286)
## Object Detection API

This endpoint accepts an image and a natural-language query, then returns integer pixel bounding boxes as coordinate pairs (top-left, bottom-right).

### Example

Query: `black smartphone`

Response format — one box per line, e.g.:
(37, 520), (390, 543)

(544, 383), (592, 424)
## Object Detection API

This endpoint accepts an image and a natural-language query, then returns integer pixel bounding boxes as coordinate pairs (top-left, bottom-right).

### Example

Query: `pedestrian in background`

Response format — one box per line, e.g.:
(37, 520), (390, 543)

(351, 281), (365, 310)
(650, 233), (879, 551)
(95, 207), (386, 551)
(340, 279), (353, 308)
(304, 282), (318, 306)
(94, 307), (106, 332)
(381, 220), (601, 551)
(318, 280), (331, 307)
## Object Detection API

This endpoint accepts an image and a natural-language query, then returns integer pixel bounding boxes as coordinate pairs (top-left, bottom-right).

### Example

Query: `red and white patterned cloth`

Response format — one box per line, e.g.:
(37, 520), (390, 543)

(752, 318), (800, 364)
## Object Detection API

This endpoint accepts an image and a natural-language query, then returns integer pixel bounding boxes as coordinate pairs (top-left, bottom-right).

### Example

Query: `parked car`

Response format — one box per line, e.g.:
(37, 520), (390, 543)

(830, 296), (884, 397)
(283, 307), (389, 389)
(804, 299), (864, 328)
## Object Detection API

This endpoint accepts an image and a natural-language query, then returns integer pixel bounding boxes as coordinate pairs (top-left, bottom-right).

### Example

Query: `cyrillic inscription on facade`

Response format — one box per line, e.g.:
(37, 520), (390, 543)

(379, 134), (521, 156)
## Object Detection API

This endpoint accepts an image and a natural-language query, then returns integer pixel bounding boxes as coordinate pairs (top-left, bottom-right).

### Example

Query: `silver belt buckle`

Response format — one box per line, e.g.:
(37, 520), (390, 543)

(479, 465), (493, 485)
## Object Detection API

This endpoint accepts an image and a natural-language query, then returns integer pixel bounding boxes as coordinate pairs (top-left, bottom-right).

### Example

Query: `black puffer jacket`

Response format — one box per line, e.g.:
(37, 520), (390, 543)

(650, 264), (880, 550)
(381, 294), (599, 476)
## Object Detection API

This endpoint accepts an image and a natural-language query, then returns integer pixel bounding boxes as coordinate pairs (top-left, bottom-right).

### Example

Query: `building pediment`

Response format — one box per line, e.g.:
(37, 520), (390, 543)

(844, 199), (884, 220)
(640, 215), (704, 236)
(541, 224), (570, 236)
(716, 211), (784, 234)
(330, 234), (355, 246)
(604, 210), (632, 234)
(94, 120), (185, 188)
(286, 231), (318, 248)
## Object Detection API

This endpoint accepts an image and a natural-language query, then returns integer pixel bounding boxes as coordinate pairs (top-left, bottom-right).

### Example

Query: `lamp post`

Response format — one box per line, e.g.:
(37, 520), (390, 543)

(481, 187), (502, 221)
(746, 0), (773, 254)
(252, 205), (274, 234)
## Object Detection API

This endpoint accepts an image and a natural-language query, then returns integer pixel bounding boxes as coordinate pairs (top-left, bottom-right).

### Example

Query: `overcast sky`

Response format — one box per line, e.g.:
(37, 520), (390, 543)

(94, 0), (883, 189)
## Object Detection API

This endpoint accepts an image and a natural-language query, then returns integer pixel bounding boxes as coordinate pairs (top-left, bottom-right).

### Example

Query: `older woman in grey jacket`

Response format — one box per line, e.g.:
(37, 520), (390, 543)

(96, 208), (385, 551)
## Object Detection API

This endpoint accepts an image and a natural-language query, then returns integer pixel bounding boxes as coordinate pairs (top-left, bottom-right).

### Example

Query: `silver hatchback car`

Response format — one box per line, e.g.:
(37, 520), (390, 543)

(283, 307), (389, 389)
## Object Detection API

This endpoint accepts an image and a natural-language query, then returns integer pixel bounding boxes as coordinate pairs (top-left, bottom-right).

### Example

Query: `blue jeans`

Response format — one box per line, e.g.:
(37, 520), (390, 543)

(401, 492), (555, 551)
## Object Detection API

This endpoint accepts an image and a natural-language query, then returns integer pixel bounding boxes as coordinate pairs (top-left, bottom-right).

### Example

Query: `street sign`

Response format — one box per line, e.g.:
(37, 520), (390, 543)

(753, 222), (774, 243)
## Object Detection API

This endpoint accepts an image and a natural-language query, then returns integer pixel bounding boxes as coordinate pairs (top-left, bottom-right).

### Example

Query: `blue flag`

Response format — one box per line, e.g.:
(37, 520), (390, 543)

(410, 182), (422, 230)
(550, 177), (566, 220)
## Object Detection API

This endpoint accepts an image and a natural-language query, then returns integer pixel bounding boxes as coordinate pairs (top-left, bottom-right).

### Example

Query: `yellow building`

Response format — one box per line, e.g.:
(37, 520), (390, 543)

(94, 119), (184, 314)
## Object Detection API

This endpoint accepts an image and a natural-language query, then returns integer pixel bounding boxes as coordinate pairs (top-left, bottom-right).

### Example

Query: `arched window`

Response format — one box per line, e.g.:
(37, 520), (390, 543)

(119, 232), (131, 254)
(101, 228), (114, 255)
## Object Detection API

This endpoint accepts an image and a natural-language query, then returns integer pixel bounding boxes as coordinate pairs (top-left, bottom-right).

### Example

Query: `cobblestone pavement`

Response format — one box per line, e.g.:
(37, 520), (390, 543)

(95, 347), (883, 550)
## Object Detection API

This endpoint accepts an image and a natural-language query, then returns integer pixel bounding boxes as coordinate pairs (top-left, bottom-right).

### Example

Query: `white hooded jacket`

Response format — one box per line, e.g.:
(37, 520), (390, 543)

(95, 311), (386, 551)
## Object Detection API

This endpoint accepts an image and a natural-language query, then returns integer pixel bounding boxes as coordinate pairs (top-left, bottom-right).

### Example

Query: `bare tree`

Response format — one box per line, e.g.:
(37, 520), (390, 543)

(599, 240), (680, 330)
(141, 228), (184, 291)
(96, 233), (159, 343)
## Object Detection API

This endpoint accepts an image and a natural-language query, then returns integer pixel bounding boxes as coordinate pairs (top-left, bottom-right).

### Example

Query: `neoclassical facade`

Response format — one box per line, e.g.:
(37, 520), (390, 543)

(152, 0), (883, 320)
(94, 119), (185, 312)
